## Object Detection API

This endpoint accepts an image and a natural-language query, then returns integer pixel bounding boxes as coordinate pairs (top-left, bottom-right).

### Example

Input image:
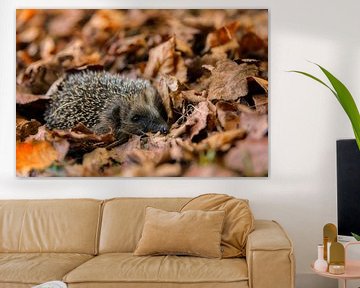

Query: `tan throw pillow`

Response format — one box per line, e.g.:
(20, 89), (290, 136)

(181, 194), (254, 258)
(134, 207), (225, 258)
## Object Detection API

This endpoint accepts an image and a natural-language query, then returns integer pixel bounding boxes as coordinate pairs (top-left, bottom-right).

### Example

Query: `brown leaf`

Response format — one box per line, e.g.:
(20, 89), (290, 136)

(167, 17), (200, 45)
(82, 148), (112, 176)
(52, 139), (70, 162)
(239, 32), (267, 58)
(16, 85), (49, 104)
(23, 126), (70, 162)
(249, 76), (268, 92)
(19, 40), (100, 94)
(16, 141), (58, 176)
(26, 125), (49, 142)
(181, 90), (207, 104)
(156, 75), (176, 119)
(211, 39), (239, 55)
(144, 36), (187, 82)
(82, 10), (125, 45)
(52, 123), (116, 153)
(240, 112), (268, 139)
(153, 163), (182, 177)
(169, 138), (194, 162)
(184, 101), (211, 140)
(140, 135), (171, 164)
(205, 21), (239, 48)
(208, 60), (258, 101)
(195, 129), (246, 151)
(253, 95), (268, 114)
(40, 37), (56, 60)
(126, 148), (161, 166)
(216, 101), (241, 131)
(48, 10), (86, 38)
(184, 164), (237, 177)
(175, 38), (194, 57)
(16, 117), (41, 141)
(108, 34), (147, 56)
(204, 21), (241, 55)
(17, 26), (40, 43)
(183, 10), (227, 30)
(120, 162), (182, 177)
(224, 138), (268, 176)
(109, 136), (142, 164)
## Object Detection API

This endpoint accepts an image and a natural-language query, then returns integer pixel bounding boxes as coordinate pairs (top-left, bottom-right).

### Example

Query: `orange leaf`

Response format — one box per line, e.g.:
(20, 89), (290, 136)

(16, 141), (58, 176)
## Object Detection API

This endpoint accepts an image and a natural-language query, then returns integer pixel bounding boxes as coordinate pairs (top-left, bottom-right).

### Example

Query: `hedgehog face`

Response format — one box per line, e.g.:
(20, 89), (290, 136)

(114, 86), (169, 139)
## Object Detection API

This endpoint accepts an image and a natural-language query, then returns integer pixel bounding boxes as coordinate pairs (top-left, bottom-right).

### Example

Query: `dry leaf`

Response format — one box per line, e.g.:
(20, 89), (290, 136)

(108, 34), (147, 56)
(249, 76), (268, 92)
(52, 123), (116, 153)
(153, 163), (182, 177)
(156, 75), (176, 119)
(216, 101), (241, 131)
(208, 59), (258, 101)
(48, 10), (86, 38)
(182, 101), (211, 140)
(181, 90), (207, 104)
(239, 32), (267, 58)
(169, 138), (194, 162)
(16, 141), (58, 176)
(82, 10), (125, 45)
(224, 138), (268, 176)
(253, 95), (268, 114)
(205, 21), (239, 50)
(109, 136), (141, 164)
(16, 85), (49, 104)
(82, 148), (112, 176)
(240, 112), (268, 139)
(195, 129), (246, 151)
(19, 40), (100, 94)
(144, 37), (187, 82)
(16, 117), (41, 141)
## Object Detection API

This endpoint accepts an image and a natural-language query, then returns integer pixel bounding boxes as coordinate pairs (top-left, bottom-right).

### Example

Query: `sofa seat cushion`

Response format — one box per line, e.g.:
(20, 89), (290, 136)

(0, 253), (93, 285)
(64, 253), (248, 285)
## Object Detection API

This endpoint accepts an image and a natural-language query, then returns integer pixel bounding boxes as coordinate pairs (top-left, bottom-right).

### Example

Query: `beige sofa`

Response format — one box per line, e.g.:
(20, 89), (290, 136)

(0, 198), (295, 288)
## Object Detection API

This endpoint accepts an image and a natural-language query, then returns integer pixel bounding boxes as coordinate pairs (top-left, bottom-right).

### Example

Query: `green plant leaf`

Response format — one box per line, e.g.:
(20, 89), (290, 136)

(351, 232), (360, 241)
(288, 70), (337, 98)
(315, 64), (360, 150)
(289, 64), (360, 150)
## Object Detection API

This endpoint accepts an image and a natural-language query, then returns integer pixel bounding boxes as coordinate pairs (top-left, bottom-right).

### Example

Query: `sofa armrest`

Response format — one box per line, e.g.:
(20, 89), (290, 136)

(246, 220), (295, 288)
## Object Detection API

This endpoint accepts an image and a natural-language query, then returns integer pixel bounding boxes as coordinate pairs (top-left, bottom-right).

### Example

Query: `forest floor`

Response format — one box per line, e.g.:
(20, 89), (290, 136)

(16, 9), (268, 177)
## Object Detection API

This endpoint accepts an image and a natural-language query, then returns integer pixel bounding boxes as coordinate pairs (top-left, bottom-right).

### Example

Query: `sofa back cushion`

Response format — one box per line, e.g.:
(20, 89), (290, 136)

(99, 198), (189, 253)
(0, 199), (102, 254)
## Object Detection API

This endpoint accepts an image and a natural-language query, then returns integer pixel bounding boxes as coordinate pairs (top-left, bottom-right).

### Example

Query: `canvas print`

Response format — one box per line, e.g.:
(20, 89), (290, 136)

(16, 9), (268, 177)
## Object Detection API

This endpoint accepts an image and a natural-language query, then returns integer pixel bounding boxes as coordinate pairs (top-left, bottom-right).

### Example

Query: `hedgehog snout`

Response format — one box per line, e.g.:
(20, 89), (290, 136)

(148, 122), (169, 134)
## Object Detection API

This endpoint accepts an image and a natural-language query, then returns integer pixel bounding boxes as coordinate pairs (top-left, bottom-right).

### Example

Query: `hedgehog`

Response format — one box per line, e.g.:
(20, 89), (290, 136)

(44, 70), (169, 143)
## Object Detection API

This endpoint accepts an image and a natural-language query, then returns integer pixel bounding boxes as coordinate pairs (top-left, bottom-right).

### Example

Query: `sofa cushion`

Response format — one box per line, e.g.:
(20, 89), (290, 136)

(63, 253), (248, 285)
(181, 194), (254, 258)
(134, 207), (225, 258)
(0, 253), (93, 285)
(0, 199), (102, 254)
(99, 198), (190, 253)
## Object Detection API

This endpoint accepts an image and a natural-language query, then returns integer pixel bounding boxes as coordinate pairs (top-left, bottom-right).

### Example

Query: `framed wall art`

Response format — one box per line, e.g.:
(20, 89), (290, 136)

(16, 9), (268, 177)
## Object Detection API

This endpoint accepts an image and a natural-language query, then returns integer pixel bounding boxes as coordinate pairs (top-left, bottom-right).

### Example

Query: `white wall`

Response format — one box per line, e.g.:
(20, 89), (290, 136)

(1, 1), (360, 287)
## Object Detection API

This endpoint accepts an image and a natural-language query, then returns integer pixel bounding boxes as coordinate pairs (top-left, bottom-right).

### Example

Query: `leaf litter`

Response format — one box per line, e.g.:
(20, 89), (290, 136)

(16, 9), (268, 177)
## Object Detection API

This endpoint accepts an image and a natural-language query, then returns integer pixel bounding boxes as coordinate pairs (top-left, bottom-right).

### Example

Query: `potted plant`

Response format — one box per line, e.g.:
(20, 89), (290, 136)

(290, 63), (360, 241)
